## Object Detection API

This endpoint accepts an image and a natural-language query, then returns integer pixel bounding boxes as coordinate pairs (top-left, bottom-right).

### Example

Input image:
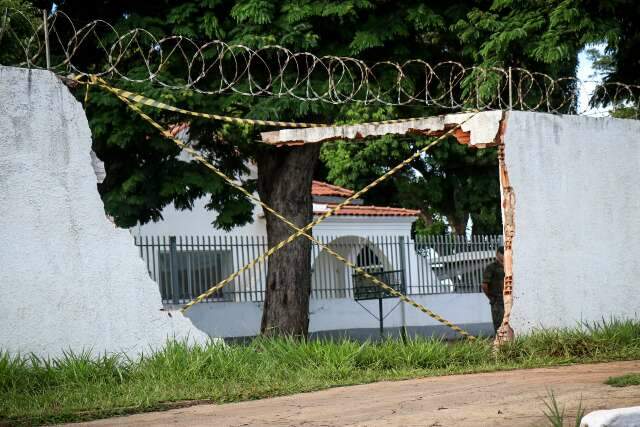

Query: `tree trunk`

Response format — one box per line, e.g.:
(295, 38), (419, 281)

(418, 210), (434, 227)
(256, 144), (320, 337)
(447, 213), (468, 235)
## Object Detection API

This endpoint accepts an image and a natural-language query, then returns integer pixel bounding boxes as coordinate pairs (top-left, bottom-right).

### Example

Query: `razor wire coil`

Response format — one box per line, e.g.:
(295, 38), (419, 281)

(1, 8), (638, 115)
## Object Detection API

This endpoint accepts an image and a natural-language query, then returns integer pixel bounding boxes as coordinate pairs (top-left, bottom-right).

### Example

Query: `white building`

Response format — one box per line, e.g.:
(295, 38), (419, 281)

(133, 171), (494, 339)
(134, 177), (421, 295)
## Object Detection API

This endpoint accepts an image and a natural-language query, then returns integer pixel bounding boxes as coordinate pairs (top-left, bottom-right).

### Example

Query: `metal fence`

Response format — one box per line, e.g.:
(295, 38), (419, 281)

(133, 234), (503, 304)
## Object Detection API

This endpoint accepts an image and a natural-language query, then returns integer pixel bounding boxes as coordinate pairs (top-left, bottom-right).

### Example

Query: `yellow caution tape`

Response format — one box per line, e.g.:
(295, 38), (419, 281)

(74, 74), (450, 129)
(96, 78), (478, 339)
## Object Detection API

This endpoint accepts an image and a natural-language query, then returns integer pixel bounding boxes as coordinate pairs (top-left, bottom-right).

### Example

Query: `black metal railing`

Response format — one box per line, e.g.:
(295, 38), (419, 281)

(352, 270), (406, 300)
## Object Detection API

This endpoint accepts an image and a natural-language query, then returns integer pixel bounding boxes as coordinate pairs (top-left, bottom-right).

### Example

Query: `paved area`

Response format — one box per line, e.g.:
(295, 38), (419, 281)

(68, 361), (640, 426)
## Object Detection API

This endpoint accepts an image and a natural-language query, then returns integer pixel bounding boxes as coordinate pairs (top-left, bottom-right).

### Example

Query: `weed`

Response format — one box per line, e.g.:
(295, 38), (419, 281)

(605, 373), (640, 387)
(543, 390), (585, 427)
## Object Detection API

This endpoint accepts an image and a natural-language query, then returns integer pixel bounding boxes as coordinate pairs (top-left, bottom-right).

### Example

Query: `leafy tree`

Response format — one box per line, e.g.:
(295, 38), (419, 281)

(587, 45), (640, 117)
(29, 0), (342, 337)
(28, 0), (485, 336)
(320, 107), (502, 236)
(0, 0), (39, 65)
(323, 0), (640, 237)
(457, 0), (640, 108)
(22, 0), (637, 336)
(577, 1), (640, 90)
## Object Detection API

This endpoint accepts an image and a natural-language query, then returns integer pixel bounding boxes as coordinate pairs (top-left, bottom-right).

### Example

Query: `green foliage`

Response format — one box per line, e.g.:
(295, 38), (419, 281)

(318, 0), (618, 236)
(542, 390), (585, 427)
(44, 0), (468, 231)
(581, 1), (640, 93)
(321, 121), (502, 235)
(2, 319), (640, 425)
(459, 1), (640, 111)
(609, 107), (640, 119)
(605, 372), (640, 387)
(320, 0), (640, 236)
(413, 215), (448, 236)
(37, 0), (350, 229)
(16, 0), (640, 235)
(455, 0), (596, 68)
(495, 318), (640, 362)
(588, 46), (640, 115)
(231, 0), (274, 25)
(0, 0), (39, 65)
(452, 1), (589, 113)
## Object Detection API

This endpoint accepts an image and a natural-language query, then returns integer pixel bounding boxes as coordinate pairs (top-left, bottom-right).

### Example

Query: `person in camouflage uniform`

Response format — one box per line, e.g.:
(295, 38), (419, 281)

(481, 246), (505, 334)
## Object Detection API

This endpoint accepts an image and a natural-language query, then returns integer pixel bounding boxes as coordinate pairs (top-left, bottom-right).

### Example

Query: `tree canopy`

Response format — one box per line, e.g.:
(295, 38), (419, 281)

(30, 0), (474, 229)
(11, 0), (639, 334)
(14, 1), (638, 235)
(29, 0), (491, 335)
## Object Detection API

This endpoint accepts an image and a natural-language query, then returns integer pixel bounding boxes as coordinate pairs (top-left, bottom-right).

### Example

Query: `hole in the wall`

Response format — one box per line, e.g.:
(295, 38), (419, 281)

(261, 111), (511, 341)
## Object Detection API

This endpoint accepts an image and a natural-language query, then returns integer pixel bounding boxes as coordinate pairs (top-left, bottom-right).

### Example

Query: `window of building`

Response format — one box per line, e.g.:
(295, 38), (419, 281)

(158, 250), (233, 302)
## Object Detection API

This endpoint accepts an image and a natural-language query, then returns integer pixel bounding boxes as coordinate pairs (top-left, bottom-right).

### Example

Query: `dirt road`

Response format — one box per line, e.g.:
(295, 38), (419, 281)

(71, 361), (640, 426)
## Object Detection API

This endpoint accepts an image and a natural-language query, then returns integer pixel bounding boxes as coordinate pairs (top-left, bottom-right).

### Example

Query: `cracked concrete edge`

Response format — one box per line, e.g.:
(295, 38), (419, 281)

(260, 111), (504, 147)
(0, 65), (212, 358)
(495, 112), (516, 345)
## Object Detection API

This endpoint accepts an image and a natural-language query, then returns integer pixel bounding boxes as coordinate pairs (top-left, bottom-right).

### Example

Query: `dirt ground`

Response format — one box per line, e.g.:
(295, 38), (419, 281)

(68, 361), (640, 427)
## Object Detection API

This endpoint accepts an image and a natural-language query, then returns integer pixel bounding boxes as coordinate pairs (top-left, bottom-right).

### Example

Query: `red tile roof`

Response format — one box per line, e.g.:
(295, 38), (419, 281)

(312, 181), (355, 197)
(314, 204), (419, 217)
(169, 123), (190, 137)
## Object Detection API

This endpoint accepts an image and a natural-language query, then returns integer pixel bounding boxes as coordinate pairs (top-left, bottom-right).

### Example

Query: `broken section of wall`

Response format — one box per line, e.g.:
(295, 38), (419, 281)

(0, 66), (209, 358)
(261, 111), (504, 147)
(504, 111), (640, 333)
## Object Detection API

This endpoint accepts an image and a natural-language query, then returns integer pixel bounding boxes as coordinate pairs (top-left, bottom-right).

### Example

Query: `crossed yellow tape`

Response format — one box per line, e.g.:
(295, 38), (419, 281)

(85, 76), (478, 340)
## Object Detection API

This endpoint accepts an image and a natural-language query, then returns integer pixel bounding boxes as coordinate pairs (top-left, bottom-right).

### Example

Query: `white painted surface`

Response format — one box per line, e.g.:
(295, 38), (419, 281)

(261, 111), (503, 146)
(314, 216), (416, 236)
(505, 112), (640, 333)
(311, 293), (489, 333)
(0, 66), (209, 358)
(185, 293), (492, 338)
(581, 406), (640, 427)
(133, 196), (267, 237)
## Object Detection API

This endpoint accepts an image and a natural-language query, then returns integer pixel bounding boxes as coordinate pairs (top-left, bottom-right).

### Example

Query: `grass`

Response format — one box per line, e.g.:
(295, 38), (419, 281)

(542, 390), (585, 427)
(605, 372), (640, 387)
(1, 319), (640, 426)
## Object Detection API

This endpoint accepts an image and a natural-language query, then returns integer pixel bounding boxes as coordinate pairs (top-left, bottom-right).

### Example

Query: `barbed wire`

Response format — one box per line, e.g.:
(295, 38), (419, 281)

(1, 8), (638, 115)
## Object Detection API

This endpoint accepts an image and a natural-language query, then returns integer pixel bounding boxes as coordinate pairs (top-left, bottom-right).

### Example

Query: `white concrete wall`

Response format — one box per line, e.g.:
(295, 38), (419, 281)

(505, 112), (640, 333)
(0, 66), (209, 359)
(185, 293), (492, 338)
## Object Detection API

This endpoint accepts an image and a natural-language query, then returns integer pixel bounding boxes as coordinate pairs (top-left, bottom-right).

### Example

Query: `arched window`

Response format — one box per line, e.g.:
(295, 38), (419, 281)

(356, 246), (383, 273)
